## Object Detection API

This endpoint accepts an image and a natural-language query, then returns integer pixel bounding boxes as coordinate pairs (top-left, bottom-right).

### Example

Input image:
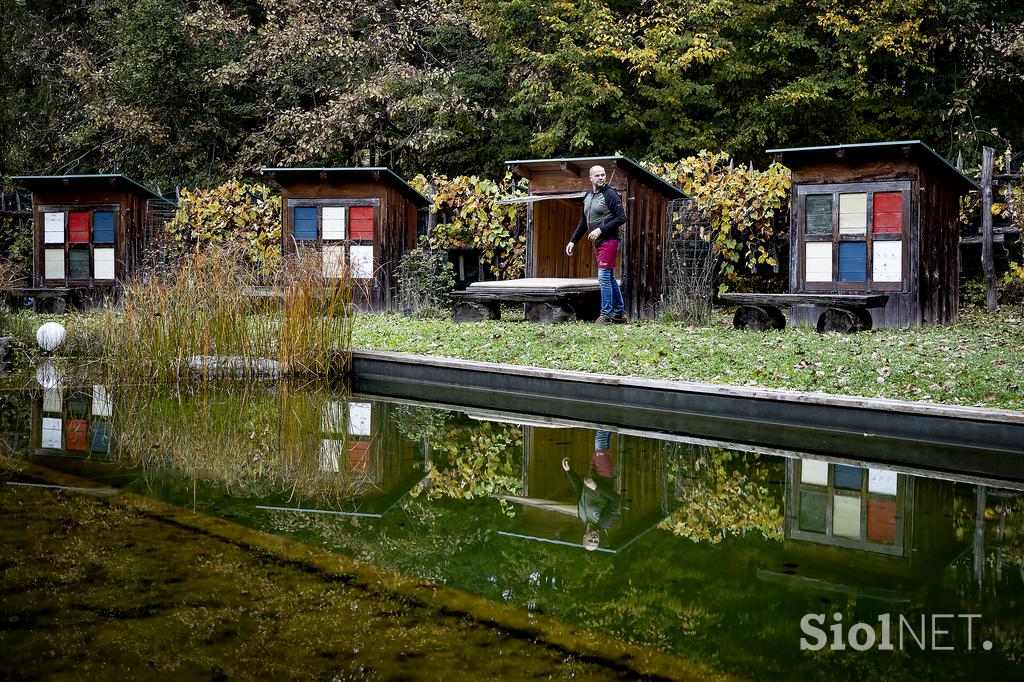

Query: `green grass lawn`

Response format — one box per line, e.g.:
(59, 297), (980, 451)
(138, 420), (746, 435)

(353, 305), (1024, 410)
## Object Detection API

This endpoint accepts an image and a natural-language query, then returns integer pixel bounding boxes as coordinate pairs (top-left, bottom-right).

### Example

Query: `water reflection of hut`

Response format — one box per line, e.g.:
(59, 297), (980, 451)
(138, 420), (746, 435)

(496, 426), (671, 553)
(261, 167), (430, 311)
(758, 458), (963, 598)
(33, 385), (114, 460)
(264, 399), (428, 517)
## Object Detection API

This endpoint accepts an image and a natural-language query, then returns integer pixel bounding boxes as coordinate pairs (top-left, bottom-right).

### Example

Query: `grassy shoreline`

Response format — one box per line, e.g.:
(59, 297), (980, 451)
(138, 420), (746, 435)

(352, 306), (1024, 411)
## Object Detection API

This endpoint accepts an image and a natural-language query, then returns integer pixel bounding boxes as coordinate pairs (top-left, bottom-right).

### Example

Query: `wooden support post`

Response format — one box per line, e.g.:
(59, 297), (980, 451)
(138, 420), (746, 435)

(981, 147), (997, 311)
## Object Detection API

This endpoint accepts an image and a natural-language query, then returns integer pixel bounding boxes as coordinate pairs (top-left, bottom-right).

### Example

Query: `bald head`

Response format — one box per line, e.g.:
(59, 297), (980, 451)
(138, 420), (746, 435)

(589, 165), (607, 191)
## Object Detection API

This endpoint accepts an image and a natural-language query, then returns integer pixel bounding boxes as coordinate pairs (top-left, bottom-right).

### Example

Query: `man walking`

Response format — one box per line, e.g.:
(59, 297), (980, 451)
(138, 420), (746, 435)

(565, 165), (626, 323)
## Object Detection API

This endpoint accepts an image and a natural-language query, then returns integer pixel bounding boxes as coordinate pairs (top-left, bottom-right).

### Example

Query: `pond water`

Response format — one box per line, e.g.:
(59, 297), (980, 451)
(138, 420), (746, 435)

(1, 380), (1022, 680)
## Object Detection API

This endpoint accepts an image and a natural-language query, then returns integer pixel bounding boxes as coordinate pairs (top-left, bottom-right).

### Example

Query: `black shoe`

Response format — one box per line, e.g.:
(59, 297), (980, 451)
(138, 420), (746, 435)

(612, 314), (627, 324)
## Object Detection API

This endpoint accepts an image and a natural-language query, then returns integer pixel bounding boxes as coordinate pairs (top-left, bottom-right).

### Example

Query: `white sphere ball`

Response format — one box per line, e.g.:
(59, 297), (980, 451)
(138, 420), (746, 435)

(36, 360), (62, 389)
(36, 322), (67, 352)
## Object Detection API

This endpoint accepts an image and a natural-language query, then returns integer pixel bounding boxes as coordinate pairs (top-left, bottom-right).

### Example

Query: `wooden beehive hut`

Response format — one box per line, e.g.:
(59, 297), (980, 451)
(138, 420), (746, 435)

(768, 141), (978, 328)
(505, 156), (688, 319)
(261, 167), (430, 311)
(12, 174), (175, 308)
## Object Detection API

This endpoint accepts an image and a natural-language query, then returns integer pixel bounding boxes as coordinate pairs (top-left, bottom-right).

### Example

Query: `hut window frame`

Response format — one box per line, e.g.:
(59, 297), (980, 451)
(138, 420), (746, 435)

(796, 181), (911, 294)
(287, 198), (379, 281)
(37, 203), (120, 284)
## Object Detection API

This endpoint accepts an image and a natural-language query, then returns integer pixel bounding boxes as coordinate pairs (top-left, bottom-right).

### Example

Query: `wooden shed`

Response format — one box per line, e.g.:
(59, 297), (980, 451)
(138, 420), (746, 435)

(505, 156), (688, 319)
(12, 174), (174, 307)
(768, 141), (978, 328)
(261, 167), (429, 311)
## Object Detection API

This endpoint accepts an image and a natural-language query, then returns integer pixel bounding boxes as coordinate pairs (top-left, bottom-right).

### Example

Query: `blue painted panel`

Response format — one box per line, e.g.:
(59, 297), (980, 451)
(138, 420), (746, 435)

(93, 211), (115, 243)
(91, 421), (110, 453)
(834, 464), (863, 490)
(838, 242), (866, 282)
(294, 207), (318, 240)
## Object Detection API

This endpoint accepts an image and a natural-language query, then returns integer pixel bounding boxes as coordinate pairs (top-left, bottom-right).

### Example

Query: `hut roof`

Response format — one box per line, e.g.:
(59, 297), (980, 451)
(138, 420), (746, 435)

(261, 167), (429, 207)
(505, 156), (689, 199)
(766, 141), (979, 193)
(11, 174), (176, 206)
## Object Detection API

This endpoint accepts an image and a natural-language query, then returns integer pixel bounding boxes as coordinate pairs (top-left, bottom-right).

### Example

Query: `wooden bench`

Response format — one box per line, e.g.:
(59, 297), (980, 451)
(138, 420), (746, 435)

(11, 287), (72, 314)
(719, 293), (890, 333)
(451, 278), (603, 323)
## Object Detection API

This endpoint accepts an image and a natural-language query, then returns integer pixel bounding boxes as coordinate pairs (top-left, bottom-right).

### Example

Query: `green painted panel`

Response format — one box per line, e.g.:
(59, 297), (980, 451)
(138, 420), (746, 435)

(68, 249), (90, 279)
(799, 489), (827, 533)
(805, 195), (832, 235)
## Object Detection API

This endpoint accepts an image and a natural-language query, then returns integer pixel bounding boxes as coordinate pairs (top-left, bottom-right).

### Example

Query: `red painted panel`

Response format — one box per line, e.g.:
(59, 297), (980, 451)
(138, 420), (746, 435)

(349, 206), (374, 240)
(347, 441), (371, 475)
(867, 497), (897, 544)
(68, 212), (90, 243)
(66, 419), (89, 451)
(872, 191), (903, 233)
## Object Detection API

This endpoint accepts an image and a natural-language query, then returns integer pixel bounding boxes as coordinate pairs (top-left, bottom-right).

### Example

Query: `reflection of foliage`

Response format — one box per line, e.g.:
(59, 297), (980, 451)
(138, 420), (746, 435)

(396, 237), (457, 315)
(392, 404), (454, 441)
(660, 446), (784, 544)
(417, 421), (523, 501)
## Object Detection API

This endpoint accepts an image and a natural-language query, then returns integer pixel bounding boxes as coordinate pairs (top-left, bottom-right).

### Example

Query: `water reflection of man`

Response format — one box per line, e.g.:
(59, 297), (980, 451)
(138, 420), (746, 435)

(560, 430), (622, 551)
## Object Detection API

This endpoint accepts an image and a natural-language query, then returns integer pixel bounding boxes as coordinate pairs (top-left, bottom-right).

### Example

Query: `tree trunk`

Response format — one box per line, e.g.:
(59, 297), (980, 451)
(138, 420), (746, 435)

(526, 302), (575, 324)
(816, 307), (872, 333)
(732, 305), (785, 331)
(452, 301), (499, 322)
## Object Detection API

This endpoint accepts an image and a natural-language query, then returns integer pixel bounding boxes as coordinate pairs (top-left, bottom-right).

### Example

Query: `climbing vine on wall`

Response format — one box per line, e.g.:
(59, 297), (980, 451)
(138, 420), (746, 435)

(645, 153), (791, 291)
(412, 174), (528, 279)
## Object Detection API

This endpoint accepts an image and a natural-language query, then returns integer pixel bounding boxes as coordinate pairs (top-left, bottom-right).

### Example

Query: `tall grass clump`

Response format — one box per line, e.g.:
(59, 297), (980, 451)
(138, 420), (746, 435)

(105, 245), (353, 381)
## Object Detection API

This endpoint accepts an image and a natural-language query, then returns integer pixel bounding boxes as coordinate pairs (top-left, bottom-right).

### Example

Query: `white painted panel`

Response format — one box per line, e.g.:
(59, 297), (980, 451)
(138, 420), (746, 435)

(868, 469), (899, 496)
(348, 402), (371, 436)
(44, 249), (65, 279)
(872, 241), (902, 282)
(804, 243), (832, 282)
(839, 193), (867, 234)
(800, 459), (829, 486)
(44, 212), (65, 244)
(92, 385), (112, 417)
(351, 245), (373, 279)
(43, 387), (64, 414)
(320, 439), (343, 472)
(321, 400), (345, 431)
(832, 494), (862, 538)
(322, 207), (346, 240)
(42, 417), (63, 449)
(94, 248), (115, 280)
(322, 245), (346, 279)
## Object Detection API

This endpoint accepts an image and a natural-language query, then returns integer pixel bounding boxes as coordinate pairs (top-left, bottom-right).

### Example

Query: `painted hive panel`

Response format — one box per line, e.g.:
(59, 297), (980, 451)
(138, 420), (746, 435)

(867, 498), (897, 544)
(350, 245), (373, 279)
(348, 402), (371, 436)
(66, 395), (89, 416)
(322, 207), (346, 240)
(804, 243), (833, 282)
(68, 249), (91, 279)
(44, 212), (65, 243)
(94, 248), (115, 280)
(93, 211), (115, 243)
(800, 459), (828, 486)
(804, 195), (833, 235)
(68, 212), (90, 243)
(347, 441), (371, 475)
(872, 191), (903, 233)
(293, 207), (318, 240)
(92, 385), (112, 417)
(798, 490), (827, 533)
(832, 494), (862, 538)
(868, 468), (898, 496)
(90, 421), (110, 453)
(42, 417), (63, 449)
(834, 464), (863, 490)
(322, 245), (345, 279)
(320, 439), (343, 471)
(321, 400), (345, 432)
(838, 242), (866, 282)
(66, 419), (88, 451)
(44, 249), (65, 279)
(872, 241), (902, 282)
(838, 193), (867, 234)
(349, 206), (374, 240)
(43, 387), (64, 414)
